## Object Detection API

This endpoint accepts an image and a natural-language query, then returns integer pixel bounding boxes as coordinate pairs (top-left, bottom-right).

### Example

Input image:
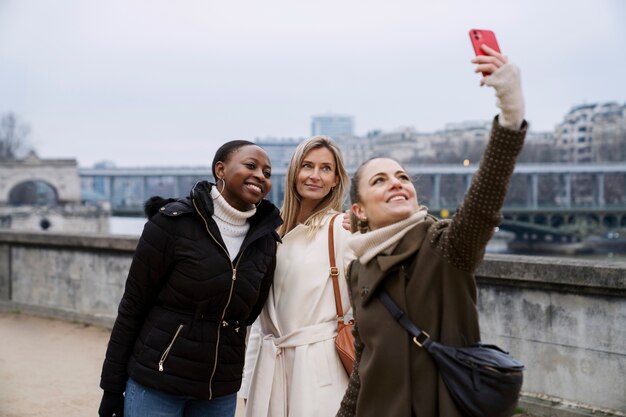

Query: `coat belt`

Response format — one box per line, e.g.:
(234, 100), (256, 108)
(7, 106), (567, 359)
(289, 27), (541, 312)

(244, 320), (337, 417)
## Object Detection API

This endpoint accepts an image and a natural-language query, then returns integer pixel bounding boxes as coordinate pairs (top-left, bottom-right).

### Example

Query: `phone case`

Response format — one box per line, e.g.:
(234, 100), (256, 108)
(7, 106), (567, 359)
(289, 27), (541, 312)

(469, 29), (501, 76)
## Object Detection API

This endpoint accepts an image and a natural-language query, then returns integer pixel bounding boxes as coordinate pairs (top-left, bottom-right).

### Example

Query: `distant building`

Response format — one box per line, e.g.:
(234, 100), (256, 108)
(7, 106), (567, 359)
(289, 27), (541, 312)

(336, 134), (374, 170)
(254, 137), (303, 169)
(337, 120), (493, 167)
(555, 102), (626, 163)
(517, 131), (556, 163)
(253, 137), (304, 204)
(431, 121), (492, 164)
(334, 117), (568, 168)
(552, 102), (626, 205)
(372, 127), (422, 163)
(311, 114), (354, 138)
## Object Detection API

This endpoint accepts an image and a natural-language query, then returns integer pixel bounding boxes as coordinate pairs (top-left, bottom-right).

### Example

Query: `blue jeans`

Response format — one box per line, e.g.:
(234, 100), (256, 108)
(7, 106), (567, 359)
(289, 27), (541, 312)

(124, 378), (237, 417)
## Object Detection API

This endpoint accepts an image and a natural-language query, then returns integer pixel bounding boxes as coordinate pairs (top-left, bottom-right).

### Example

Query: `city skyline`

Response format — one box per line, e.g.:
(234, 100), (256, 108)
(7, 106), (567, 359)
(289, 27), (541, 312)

(19, 98), (626, 169)
(1, 0), (625, 167)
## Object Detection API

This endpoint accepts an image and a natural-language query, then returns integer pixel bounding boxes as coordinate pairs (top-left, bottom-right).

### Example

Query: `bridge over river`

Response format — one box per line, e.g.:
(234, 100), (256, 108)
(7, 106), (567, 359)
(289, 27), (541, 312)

(79, 162), (626, 214)
(80, 163), (626, 253)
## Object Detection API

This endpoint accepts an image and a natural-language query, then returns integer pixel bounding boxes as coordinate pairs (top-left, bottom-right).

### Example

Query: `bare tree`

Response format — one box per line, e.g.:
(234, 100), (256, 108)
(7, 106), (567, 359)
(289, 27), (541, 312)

(0, 112), (32, 160)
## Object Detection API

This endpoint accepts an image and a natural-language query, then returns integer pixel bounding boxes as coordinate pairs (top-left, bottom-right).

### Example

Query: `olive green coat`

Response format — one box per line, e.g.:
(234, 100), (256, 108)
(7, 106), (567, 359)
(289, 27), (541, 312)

(337, 117), (527, 417)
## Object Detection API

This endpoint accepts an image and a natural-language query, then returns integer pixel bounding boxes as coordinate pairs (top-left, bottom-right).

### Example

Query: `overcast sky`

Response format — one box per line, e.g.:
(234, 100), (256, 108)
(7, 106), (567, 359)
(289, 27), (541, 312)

(1, 0), (625, 167)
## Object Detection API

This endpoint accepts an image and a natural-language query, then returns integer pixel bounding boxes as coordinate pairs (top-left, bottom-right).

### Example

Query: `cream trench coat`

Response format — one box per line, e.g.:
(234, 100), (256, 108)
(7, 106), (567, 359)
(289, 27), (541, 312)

(241, 212), (354, 417)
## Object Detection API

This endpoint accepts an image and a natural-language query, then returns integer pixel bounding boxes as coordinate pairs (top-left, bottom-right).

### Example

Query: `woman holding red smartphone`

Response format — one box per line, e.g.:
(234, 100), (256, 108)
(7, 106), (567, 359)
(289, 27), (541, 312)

(335, 41), (527, 417)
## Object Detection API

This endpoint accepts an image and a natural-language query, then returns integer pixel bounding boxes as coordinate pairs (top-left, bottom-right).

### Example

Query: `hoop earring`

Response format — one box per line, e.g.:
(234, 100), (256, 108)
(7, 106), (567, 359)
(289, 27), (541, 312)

(213, 178), (225, 199)
(254, 199), (262, 208)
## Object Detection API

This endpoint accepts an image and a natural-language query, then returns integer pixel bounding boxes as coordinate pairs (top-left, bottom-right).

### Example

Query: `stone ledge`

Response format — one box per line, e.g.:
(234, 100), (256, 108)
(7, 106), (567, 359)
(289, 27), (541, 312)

(0, 230), (138, 252)
(520, 393), (626, 417)
(478, 254), (626, 296)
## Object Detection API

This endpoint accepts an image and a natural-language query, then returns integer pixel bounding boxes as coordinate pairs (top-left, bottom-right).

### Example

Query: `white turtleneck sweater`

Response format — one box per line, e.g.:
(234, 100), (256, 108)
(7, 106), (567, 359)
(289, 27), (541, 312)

(210, 187), (256, 260)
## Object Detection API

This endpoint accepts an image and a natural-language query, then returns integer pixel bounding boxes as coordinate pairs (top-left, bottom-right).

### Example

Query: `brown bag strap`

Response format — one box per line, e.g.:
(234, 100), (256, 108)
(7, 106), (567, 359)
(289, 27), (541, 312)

(328, 213), (345, 322)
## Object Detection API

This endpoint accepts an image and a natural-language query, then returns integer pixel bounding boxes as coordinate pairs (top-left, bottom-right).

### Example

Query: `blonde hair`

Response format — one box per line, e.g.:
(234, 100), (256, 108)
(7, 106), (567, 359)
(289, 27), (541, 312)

(278, 135), (349, 237)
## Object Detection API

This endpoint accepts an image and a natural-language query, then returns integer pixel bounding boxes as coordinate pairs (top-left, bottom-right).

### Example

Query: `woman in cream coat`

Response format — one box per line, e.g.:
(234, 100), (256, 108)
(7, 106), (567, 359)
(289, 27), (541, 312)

(240, 136), (353, 417)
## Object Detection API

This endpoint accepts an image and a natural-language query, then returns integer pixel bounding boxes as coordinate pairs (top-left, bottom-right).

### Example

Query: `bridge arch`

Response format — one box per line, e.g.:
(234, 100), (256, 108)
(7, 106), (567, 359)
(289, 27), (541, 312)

(0, 154), (80, 205)
(8, 180), (59, 206)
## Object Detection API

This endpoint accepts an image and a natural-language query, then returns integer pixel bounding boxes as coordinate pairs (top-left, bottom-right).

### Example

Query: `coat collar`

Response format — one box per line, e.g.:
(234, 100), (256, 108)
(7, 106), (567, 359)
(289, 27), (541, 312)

(357, 218), (433, 305)
(190, 180), (283, 247)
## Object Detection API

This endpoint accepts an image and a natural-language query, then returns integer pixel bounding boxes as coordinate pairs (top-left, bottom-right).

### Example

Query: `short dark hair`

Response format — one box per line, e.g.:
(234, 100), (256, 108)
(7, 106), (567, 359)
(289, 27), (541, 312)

(211, 140), (256, 181)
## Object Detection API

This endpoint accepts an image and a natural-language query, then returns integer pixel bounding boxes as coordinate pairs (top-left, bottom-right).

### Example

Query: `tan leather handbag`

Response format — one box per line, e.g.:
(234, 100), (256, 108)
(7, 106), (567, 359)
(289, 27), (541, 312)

(328, 214), (355, 375)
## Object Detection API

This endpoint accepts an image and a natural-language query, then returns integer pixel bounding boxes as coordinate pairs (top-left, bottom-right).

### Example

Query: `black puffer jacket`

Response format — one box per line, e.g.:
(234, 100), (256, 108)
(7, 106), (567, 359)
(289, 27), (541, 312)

(100, 181), (282, 399)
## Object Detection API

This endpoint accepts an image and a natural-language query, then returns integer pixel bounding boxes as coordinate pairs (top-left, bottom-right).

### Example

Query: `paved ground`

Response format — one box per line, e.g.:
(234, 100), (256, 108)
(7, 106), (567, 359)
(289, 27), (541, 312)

(0, 311), (538, 417)
(0, 312), (245, 417)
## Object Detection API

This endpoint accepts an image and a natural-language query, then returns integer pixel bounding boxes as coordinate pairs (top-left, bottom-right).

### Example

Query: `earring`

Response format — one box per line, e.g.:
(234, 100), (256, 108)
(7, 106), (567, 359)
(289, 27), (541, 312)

(213, 178), (226, 199)
(357, 218), (369, 234)
(254, 199), (262, 208)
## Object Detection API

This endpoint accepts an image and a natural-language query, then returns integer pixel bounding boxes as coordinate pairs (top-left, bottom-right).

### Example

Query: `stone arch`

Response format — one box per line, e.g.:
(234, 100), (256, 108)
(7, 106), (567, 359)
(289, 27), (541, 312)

(0, 154), (80, 204)
(8, 180), (59, 206)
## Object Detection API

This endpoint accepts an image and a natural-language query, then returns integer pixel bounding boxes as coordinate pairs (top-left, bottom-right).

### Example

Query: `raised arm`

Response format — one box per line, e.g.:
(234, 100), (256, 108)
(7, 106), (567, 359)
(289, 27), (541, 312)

(431, 45), (527, 273)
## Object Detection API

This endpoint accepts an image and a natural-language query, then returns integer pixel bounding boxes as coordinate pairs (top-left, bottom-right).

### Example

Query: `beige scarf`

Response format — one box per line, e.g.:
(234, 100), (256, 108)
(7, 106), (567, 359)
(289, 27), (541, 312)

(348, 207), (429, 265)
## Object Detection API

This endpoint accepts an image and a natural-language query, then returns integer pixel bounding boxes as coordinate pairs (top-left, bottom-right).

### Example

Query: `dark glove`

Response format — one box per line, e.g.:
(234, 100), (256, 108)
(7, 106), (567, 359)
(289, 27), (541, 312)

(98, 391), (124, 417)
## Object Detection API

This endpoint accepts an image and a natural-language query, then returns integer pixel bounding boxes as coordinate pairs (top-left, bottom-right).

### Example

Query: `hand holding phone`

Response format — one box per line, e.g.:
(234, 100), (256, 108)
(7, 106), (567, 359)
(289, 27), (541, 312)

(469, 29), (524, 129)
(469, 29), (508, 85)
(469, 29), (503, 77)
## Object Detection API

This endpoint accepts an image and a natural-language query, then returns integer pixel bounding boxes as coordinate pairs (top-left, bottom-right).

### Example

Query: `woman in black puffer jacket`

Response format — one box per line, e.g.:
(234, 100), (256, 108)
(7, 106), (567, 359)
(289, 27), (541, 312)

(98, 140), (282, 417)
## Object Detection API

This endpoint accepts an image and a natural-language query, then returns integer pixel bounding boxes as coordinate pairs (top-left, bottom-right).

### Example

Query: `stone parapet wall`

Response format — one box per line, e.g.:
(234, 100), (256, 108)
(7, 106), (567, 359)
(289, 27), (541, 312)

(475, 255), (625, 415)
(0, 205), (111, 233)
(0, 231), (624, 416)
(0, 230), (136, 325)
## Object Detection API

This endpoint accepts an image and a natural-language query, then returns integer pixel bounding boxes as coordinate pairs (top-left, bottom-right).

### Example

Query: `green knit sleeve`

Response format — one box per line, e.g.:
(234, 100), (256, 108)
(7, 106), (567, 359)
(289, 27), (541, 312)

(431, 116), (527, 272)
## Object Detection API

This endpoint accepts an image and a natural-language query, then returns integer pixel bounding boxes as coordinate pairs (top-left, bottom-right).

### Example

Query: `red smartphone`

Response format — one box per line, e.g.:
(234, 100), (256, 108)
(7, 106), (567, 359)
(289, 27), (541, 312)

(469, 29), (501, 76)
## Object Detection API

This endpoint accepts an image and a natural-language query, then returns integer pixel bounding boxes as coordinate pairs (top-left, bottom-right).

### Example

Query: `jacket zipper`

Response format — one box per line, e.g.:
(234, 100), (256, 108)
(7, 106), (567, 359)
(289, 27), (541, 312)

(193, 198), (247, 399)
(158, 323), (184, 372)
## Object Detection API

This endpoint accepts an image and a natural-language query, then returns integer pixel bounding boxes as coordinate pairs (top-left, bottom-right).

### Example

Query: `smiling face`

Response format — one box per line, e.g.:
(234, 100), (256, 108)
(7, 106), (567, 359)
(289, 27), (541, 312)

(351, 158), (420, 230)
(214, 145), (272, 211)
(295, 146), (339, 206)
